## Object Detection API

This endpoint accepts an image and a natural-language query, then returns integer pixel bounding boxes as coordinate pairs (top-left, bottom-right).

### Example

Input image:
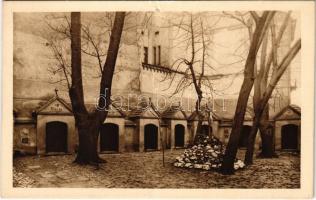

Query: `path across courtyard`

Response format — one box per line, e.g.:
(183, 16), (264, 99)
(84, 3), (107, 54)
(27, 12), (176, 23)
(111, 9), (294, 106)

(13, 149), (300, 188)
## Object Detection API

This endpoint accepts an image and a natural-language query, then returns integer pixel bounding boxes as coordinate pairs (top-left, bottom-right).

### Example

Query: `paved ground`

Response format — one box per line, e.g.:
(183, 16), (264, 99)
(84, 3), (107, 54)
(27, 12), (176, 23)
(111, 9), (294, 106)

(13, 149), (300, 188)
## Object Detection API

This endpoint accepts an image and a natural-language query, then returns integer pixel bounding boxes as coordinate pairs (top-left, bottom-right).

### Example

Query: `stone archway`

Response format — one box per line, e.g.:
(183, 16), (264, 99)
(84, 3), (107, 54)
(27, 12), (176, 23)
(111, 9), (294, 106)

(281, 124), (299, 150)
(144, 124), (158, 150)
(175, 124), (185, 147)
(45, 121), (68, 153)
(239, 125), (251, 148)
(100, 123), (119, 152)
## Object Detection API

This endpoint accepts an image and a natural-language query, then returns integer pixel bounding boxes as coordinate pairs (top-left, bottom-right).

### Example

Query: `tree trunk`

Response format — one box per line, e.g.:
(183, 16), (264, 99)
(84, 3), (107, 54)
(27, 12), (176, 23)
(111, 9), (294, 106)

(73, 116), (107, 165)
(74, 119), (99, 164)
(259, 126), (276, 158)
(244, 116), (260, 165)
(221, 11), (274, 174)
(244, 105), (275, 164)
(221, 81), (256, 172)
(207, 110), (213, 138)
(258, 106), (277, 158)
(193, 97), (203, 144)
(246, 11), (293, 163)
(244, 39), (301, 165)
(69, 12), (94, 164)
(69, 12), (125, 165)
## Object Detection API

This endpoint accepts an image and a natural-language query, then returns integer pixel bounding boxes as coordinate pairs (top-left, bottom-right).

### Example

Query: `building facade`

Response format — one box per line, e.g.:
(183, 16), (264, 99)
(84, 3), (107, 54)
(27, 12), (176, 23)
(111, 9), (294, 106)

(13, 12), (301, 155)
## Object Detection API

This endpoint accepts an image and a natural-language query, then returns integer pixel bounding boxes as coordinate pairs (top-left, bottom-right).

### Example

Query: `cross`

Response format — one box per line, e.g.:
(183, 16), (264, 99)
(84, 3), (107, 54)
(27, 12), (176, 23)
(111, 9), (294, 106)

(55, 88), (59, 96)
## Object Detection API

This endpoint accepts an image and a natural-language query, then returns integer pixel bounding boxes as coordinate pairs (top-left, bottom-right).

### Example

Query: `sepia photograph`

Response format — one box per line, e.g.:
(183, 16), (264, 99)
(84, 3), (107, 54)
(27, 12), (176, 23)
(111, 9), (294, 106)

(1, 1), (314, 198)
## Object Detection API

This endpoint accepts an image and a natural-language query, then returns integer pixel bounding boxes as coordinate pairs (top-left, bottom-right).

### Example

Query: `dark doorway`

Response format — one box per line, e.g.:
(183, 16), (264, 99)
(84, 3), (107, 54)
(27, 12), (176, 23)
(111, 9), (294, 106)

(201, 124), (212, 136)
(46, 121), (68, 153)
(239, 125), (251, 148)
(144, 124), (158, 150)
(175, 124), (185, 147)
(100, 123), (119, 152)
(281, 124), (299, 150)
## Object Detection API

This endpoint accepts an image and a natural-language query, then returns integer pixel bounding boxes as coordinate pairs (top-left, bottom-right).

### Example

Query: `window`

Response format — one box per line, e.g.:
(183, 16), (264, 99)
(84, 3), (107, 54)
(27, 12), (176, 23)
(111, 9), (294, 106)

(143, 47), (148, 64)
(152, 46), (161, 65)
(158, 45), (161, 65)
(153, 47), (156, 65)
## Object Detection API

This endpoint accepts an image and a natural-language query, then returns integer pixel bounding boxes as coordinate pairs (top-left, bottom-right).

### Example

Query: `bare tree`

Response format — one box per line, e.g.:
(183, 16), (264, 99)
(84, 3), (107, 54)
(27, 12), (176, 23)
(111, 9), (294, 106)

(247, 12), (293, 160)
(45, 12), (154, 165)
(162, 12), (222, 142)
(222, 11), (297, 160)
(221, 11), (276, 174)
(244, 12), (301, 164)
(46, 12), (125, 165)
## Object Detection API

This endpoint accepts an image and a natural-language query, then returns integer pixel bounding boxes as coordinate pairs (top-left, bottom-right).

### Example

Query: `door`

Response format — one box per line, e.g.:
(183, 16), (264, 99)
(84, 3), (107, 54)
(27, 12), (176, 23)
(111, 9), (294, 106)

(175, 124), (185, 147)
(100, 123), (119, 152)
(144, 124), (158, 150)
(46, 121), (68, 153)
(281, 124), (298, 150)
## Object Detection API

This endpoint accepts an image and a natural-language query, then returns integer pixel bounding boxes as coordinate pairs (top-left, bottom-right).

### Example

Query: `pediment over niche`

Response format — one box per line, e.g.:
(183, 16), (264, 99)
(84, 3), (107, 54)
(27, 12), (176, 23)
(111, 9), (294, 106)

(107, 104), (125, 117)
(274, 104), (301, 120)
(37, 97), (72, 115)
(161, 106), (187, 120)
(142, 107), (160, 118)
(129, 104), (160, 119)
(188, 110), (220, 121)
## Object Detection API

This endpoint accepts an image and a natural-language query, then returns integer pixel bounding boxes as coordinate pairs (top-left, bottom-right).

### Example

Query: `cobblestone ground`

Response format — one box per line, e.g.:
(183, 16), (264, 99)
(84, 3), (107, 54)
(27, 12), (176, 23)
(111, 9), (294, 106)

(13, 150), (300, 188)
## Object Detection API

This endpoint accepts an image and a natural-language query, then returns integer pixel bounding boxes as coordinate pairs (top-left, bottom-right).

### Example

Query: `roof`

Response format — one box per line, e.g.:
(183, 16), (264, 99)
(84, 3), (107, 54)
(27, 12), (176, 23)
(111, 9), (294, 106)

(14, 98), (49, 119)
(85, 102), (126, 117)
(161, 105), (187, 120)
(128, 100), (160, 119)
(36, 95), (73, 114)
(273, 104), (301, 120)
(188, 109), (221, 121)
(14, 94), (127, 119)
(288, 104), (301, 114)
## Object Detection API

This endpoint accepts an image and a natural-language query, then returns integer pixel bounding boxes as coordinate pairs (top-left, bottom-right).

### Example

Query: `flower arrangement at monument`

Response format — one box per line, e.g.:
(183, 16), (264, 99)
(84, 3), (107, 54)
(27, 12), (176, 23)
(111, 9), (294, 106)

(174, 135), (245, 171)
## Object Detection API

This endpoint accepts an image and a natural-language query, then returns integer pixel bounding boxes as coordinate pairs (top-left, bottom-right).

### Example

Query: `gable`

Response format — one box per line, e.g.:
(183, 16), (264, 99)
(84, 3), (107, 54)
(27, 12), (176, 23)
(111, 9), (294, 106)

(162, 108), (187, 120)
(189, 111), (220, 121)
(173, 110), (186, 119)
(189, 111), (207, 121)
(107, 104), (125, 117)
(142, 107), (160, 119)
(275, 106), (301, 120)
(37, 98), (72, 115)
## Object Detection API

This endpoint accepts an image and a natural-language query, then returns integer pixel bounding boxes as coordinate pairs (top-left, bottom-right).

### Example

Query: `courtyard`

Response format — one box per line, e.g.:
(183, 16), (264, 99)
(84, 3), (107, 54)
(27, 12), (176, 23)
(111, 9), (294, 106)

(13, 149), (300, 188)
